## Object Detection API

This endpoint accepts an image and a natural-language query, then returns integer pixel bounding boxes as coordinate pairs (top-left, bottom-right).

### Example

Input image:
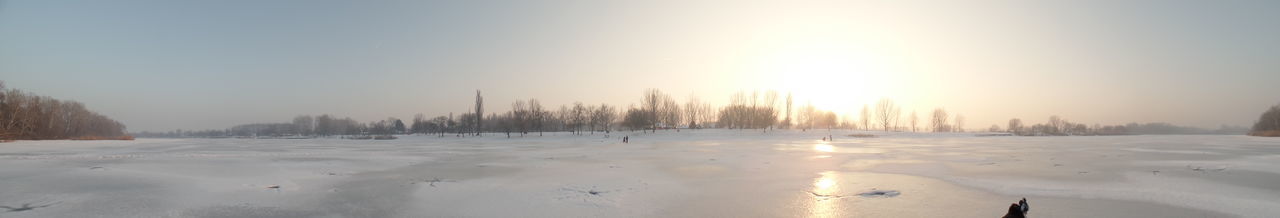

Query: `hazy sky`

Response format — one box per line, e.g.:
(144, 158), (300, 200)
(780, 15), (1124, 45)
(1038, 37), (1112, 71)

(2, 0), (1278, 132)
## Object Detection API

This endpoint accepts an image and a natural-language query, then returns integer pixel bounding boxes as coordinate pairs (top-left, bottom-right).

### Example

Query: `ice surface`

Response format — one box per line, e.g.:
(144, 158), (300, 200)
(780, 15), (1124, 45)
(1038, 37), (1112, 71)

(0, 130), (1275, 217)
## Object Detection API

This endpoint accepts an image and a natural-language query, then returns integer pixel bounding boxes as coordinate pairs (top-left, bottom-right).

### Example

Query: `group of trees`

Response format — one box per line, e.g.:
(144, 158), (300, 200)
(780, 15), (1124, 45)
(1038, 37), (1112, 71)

(833, 99), (966, 133)
(794, 103), (838, 130)
(135, 115), (400, 138)
(717, 91), (780, 130)
(0, 81), (129, 140)
(926, 107), (965, 132)
(1249, 104), (1280, 137)
(997, 115), (1243, 136)
(622, 89), (701, 132)
(489, 100), (618, 136)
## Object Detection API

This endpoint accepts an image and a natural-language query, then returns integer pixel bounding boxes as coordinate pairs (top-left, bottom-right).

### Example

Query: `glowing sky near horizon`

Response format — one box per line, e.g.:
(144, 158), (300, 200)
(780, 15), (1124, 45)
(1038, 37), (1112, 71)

(2, 0), (1278, 131)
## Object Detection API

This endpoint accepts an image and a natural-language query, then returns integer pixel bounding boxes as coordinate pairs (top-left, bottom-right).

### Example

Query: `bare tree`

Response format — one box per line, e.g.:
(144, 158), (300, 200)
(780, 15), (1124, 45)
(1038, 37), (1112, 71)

(660, 97), (680, 130)
(1008, 118), (1023, 135)
(474, 90), (483, 136)
(642, 89), (663, 132)
(954, 114), (965, 132)
(908, 111), (919, 132)
(684, 95), (703, 129)
(875, 98), (900, 131)
(572, 102), (588, 134)
(763, 90), (778, 131)
(860, 105), (870, 131)
(595, 104), (617, 133)
(698, 101), (715, 128)
(798, 102), (815, 130)
(782, 92), (793, 129)
(930, 108), (950, 132)
(529, 99), (546, 136)
(1047, 115), (1063, 135)
(511, 100), (529, 135)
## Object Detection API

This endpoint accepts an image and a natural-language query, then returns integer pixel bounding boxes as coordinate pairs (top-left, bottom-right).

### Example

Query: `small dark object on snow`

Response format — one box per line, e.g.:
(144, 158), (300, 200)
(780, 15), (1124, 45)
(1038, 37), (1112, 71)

(1, 202), (56, 212)
(856, 189), (900, 197)
(1002, 198), (1030, 218)
(623, 136), (629, 143)
(266, 185), (281, 189)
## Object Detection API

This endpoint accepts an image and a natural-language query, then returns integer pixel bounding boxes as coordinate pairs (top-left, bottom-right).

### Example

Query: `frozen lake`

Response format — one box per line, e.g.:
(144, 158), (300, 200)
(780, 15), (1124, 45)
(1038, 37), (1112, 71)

(1, 130), (1277, 217)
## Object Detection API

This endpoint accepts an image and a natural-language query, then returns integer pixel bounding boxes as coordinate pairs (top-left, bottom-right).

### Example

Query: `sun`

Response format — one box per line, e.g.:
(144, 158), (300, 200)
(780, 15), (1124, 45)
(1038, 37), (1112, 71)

(756, 44), (886, 115)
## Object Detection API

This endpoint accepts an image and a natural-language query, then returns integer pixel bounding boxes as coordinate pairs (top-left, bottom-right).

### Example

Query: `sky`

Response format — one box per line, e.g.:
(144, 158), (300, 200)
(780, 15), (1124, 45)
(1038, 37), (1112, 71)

(2, 0), (1278, 132)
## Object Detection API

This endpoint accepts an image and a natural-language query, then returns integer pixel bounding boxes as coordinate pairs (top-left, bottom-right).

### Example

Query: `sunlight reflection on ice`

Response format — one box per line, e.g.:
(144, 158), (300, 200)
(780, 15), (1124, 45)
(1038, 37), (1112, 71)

(814, 143), (835, 153)
(810, 171), (842, 218)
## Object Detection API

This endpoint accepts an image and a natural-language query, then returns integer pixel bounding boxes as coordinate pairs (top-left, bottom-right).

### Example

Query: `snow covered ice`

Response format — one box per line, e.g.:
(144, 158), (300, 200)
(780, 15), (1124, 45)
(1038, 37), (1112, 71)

(1, 130), (1277, 217)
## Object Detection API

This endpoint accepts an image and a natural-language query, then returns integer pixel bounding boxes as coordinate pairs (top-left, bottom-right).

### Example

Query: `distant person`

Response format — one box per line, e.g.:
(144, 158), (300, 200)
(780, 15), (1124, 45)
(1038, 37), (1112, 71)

(1002, 198), (1029, 218)
(623, 136), (629, 143)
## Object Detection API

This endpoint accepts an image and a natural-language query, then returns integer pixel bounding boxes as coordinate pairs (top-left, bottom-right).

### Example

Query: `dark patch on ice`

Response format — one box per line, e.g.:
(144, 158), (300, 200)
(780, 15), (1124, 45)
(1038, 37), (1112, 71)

(1187, 165), (1229, 173)
(409, 178), (456, 187)
(561, 186), (618, 197)
(809, 189), (901, 200)
(1, 202), (57, 212)
(808, 191), (847, 200)
(856, 189), (900, 198)
(847, 134), (877, 138)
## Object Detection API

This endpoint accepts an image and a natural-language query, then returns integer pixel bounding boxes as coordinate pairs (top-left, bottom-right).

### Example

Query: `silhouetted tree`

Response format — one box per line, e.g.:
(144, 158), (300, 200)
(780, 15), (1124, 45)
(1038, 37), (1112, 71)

(909, 111), (919, 132)
(875, 98), (900, 131)
(1250, 104), (1280, 136)
(782, 92), (793, 129)
(474, 90), (483, 136)
(931, 108), (950, 132)
(1007, 118), (1023, 135)
(860, 105), (871, 131)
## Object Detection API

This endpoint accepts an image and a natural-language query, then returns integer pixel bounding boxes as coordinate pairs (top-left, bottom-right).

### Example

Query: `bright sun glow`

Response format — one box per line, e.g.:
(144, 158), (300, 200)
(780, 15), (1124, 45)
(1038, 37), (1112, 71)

(752, 42), (897, 117)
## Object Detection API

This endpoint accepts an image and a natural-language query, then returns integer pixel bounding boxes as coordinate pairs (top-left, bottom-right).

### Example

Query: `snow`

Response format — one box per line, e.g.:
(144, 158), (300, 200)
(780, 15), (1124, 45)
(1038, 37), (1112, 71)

(0, 130), (1276, 217)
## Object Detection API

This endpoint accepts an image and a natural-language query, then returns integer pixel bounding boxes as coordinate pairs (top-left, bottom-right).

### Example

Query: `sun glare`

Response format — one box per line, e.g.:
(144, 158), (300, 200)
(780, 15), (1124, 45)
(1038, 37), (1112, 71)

(753, 42), (893, 116)
(814, 143), (836, 153)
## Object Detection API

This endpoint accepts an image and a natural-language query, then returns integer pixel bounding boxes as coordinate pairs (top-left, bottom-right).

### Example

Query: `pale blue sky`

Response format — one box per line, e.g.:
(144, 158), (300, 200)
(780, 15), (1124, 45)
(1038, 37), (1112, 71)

(2, 0), (1278, 132)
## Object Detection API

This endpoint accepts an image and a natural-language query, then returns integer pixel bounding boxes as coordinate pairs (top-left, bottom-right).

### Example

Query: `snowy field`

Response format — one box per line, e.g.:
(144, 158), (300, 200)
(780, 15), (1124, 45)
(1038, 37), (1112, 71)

(1, 130), (1277, 218)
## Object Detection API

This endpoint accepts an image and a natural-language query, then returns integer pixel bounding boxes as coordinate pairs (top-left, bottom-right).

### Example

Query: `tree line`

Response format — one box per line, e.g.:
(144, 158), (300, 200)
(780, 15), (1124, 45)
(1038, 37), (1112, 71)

(0, 81), (130, 140)
(998, 115), (1245, 136)
(141, 89), (967, 138)
(139, 88), (1253, 139)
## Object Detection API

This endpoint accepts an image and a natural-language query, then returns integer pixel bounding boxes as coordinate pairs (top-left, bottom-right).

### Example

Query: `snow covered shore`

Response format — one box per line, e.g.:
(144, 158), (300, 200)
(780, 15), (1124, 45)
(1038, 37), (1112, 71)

(1, 130), (1275, 217)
